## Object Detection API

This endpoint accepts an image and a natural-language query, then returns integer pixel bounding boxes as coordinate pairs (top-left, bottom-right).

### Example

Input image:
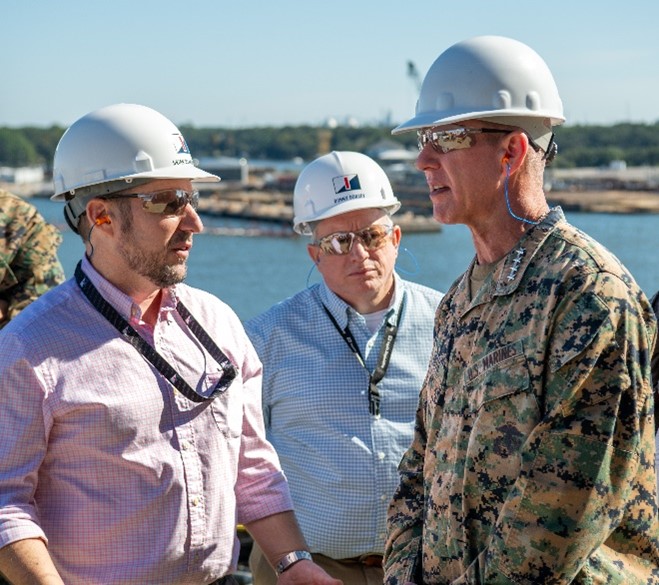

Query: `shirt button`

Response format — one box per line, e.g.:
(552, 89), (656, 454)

(181, 440), (190, 450)
(380, 494), (388, 501)
(191, 497), (200, 507)
(377, 452), (386, 460)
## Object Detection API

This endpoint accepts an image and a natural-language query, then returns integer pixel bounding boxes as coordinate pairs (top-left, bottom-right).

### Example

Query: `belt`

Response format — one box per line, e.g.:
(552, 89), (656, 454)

(345, 554), (383, 568)
(207, 576), (238, 585)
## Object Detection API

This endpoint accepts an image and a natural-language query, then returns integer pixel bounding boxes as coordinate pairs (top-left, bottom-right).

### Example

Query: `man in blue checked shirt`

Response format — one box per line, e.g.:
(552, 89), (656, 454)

(245, 151), (443, 585)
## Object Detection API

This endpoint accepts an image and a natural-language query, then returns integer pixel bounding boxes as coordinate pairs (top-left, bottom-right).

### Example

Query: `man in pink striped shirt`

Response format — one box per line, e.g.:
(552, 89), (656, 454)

(0, 104), (341, 585)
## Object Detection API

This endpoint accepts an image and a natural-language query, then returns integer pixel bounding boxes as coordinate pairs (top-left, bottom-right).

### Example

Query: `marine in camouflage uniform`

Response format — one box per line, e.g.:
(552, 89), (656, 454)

(385, 207), (659, 584)
(0, 189), (65, 328)
(384, 35), (659, 584)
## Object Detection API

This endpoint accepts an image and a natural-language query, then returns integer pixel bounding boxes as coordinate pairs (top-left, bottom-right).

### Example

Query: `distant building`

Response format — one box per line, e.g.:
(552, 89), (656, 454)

(366, 140), (417, 164)
(196, 157), (249, 185)
(365, 140), (421, 190)
(546, 165), (659, 192)
(0, 166), (45, 184)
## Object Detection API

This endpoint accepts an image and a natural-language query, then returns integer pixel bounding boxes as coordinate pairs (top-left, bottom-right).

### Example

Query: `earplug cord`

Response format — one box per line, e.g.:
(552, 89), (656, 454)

(87, 223), (97, 258)
(504, 162), (541, 226)
(87, 216), (110, 259)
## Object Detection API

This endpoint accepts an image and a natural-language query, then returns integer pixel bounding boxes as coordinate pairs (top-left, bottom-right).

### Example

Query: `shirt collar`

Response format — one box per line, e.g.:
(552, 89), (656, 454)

(80, 255), (178, 324)
(455, 207), (565, 310)
(493, 206), (564, 296)
(317, 273), (403, 330)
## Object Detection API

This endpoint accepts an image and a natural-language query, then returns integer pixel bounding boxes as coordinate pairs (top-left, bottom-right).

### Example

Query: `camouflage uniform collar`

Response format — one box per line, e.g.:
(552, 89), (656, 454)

(457, 207), (565, 311)
(494, 206), (565, 296)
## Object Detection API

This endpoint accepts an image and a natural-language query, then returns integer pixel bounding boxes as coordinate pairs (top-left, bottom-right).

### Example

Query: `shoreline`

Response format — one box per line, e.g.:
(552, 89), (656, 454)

(5, 182), (659, 225)
(195, 187), (659, 225)
(545, 190), (659, 214)
(196, 189), (443, 233)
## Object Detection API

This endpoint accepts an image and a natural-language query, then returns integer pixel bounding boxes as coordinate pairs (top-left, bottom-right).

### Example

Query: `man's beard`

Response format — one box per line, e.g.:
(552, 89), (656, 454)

(118, 226), (189, 288)
(121, 243), (188, 287)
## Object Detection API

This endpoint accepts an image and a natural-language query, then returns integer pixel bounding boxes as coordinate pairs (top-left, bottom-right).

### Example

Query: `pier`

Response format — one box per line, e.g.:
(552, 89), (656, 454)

(196, 187), (442, 233)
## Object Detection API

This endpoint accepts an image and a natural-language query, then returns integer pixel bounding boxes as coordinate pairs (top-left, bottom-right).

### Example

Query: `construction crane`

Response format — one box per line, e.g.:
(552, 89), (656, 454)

(407, 60), (422, 92)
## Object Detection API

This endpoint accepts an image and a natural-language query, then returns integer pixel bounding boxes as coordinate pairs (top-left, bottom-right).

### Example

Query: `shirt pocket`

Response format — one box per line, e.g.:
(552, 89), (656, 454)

(465, 344), (539, 458)
(467, 355), (532, 411)
(208, 373), (243, 439)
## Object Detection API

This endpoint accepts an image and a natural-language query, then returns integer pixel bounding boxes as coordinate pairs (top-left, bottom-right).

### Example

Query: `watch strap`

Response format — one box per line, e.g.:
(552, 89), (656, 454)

(275, 550), (312, 575)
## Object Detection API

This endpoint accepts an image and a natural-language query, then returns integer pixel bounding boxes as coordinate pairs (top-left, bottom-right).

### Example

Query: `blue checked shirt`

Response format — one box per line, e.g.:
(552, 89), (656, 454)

(245, 274), (442, 559)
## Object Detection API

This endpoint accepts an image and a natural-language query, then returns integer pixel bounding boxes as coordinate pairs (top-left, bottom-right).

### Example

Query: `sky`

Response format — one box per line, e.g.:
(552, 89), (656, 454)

(2, 0), (658, 130)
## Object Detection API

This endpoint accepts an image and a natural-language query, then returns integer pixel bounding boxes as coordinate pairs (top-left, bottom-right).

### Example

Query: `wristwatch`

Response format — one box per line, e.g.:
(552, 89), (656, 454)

(275, 550), (313, 575)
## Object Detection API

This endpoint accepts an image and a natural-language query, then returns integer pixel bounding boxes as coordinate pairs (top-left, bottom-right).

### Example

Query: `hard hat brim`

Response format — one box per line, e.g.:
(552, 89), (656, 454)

(294, 201), (401, 235)
(51, 166), (220, 201)
(392, 109), (566, 135)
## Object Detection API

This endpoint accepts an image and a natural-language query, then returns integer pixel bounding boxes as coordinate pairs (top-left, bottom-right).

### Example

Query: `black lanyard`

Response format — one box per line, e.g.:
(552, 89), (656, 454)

(322, 295), (405, 417)
(74, 261), (237, 403)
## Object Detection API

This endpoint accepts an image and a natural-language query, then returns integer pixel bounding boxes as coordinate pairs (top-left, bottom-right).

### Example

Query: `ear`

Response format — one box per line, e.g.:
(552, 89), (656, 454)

(392, 225), (402, 249)
(86, 199), (113, 228)
(501, 131), (530, 175)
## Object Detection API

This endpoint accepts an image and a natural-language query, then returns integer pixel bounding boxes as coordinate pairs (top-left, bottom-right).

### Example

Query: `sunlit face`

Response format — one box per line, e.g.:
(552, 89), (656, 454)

(308, 208), (401, 312)
(415, 121), (507, 228)
(113, 179), (203, 288)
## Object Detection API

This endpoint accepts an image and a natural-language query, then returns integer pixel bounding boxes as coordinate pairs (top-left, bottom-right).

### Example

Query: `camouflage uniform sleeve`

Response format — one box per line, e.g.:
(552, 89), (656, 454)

(385, 313), (445, 585)
(463, 273), (658, 583)
(384, 402), (426, 585)
(651, 291), (659, 395)
(0, 193), (65, 326)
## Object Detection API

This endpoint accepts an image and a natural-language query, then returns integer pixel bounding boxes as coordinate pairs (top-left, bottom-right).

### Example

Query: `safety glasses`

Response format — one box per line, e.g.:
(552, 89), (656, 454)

(103, 189), (199, 216)
(314, 224), (393, 256)
(417, 127), (511, 153)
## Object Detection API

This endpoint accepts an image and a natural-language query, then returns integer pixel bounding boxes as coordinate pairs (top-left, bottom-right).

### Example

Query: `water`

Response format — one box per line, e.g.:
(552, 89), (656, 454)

(32, 198), (659, 321)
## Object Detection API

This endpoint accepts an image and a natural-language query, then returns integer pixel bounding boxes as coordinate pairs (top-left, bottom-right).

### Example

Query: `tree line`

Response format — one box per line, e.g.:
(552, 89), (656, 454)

(1, 121), (658, 170)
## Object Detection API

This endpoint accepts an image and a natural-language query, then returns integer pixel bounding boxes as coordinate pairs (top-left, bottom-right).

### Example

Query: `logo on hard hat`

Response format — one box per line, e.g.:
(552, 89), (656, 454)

(333, 174), (361, 194)
(172, 133), (191, 155)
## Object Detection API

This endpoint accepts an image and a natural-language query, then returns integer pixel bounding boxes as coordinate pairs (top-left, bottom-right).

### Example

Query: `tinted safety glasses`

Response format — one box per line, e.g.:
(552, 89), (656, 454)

(417, 127), (511, 153)
(314, 224), (394, 256)
(102, 189), (199, 216)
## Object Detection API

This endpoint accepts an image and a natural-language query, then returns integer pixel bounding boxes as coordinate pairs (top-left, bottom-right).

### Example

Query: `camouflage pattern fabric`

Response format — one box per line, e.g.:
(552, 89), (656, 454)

(385, 208), (659, 584)
(0, 189), (65, 328)
(651, 291), (659, 397)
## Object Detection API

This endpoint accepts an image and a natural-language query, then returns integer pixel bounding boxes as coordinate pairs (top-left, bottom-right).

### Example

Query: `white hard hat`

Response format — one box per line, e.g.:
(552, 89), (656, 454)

(52, 103), (219, 201)
(293, 151), (401, 235)
(393, 36), (565, 152)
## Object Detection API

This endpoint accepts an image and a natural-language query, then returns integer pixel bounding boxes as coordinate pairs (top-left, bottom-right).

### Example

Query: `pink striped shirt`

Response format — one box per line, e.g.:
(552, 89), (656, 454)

(0, 256), (292, 585)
